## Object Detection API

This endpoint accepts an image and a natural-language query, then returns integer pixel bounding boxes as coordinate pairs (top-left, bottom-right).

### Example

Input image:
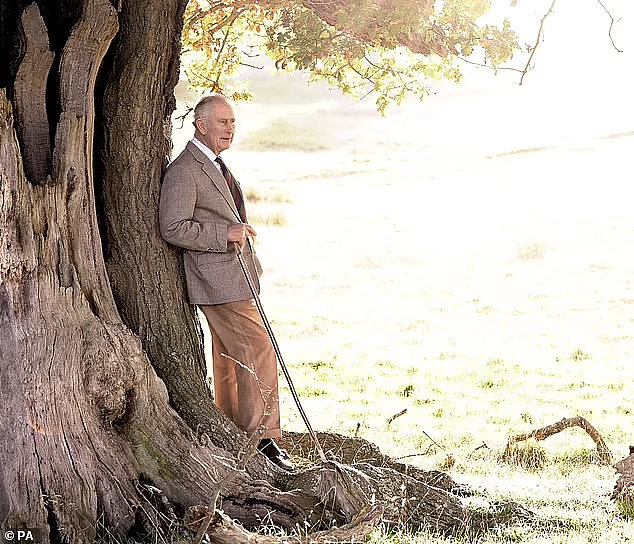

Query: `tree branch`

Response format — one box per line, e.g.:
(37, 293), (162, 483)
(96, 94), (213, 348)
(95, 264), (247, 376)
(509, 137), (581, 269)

(596, 0), (623, 52)
(211, 7), (241, 92)
(519, 0), (557, 85)
(457, 55), (525, 74)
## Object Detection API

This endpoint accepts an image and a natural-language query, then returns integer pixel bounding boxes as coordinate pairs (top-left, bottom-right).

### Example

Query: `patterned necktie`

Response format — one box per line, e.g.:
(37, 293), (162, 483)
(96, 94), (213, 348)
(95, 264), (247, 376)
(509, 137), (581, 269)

(215, 156), (247, 223)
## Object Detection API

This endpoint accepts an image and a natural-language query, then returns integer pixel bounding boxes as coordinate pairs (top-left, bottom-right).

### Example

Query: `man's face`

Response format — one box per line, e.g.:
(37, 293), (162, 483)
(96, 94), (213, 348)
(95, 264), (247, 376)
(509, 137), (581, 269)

(195, 101), (235, 155)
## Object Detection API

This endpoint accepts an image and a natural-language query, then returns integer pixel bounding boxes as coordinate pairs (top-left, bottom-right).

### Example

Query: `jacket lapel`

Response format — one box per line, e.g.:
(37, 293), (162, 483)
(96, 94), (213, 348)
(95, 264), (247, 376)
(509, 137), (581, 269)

(186, 141), (241, 222)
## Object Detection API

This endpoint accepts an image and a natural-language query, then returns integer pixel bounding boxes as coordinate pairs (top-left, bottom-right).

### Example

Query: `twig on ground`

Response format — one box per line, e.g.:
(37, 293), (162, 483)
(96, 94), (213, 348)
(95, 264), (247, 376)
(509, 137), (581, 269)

(387, 408), (407, 426)
(392, 429), (450, 461)
(422, 429), (445, 452)
(393, 445), (436, 461)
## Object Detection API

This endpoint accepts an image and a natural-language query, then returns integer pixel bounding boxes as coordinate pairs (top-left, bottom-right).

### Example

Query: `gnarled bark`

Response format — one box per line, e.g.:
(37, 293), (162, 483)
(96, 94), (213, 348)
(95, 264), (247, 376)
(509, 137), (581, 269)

(187, 504), (385, 544)
(94, 0), (253, 464)
(13, 4), (53, 185)
(0, 1), (241, 538)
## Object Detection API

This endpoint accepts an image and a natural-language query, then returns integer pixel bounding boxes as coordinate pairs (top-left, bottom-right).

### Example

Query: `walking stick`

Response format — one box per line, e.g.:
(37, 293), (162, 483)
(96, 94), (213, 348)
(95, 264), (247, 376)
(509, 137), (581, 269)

(235, 240), (327, 463)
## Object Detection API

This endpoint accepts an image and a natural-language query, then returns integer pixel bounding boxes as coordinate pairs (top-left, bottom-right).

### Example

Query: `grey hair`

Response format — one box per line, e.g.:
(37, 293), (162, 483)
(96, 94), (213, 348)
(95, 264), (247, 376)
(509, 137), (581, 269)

(193, 95), (230, 123)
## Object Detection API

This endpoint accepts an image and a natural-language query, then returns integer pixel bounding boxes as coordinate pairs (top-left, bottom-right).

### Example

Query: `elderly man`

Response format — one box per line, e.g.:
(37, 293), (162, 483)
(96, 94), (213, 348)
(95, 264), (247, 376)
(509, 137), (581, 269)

(159, 95), (292, 470)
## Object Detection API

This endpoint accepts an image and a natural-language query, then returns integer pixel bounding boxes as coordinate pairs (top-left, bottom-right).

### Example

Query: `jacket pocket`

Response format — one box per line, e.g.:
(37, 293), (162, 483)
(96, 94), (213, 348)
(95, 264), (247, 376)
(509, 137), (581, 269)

(197, 251), (232, 265)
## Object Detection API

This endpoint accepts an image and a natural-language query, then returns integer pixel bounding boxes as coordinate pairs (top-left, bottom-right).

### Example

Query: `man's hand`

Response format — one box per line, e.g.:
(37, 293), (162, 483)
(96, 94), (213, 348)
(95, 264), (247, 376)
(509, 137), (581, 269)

(227, 223), (257, 248)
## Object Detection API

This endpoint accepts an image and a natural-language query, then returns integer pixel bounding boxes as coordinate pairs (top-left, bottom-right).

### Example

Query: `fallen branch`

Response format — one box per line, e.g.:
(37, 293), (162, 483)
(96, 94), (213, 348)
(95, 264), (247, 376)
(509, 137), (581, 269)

(506, 416), (612, 464)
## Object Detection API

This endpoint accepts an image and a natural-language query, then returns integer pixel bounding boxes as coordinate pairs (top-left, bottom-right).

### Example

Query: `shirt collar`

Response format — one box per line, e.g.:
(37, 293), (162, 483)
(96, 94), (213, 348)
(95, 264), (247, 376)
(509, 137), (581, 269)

(191, 137), (218, 163)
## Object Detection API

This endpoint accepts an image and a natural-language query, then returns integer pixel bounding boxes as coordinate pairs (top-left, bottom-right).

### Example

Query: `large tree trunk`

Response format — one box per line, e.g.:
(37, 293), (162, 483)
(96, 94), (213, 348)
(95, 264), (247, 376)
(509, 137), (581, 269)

(0, 1), (514, 542)
(94, 0), (251, 462)
(0, 1), (241, 540)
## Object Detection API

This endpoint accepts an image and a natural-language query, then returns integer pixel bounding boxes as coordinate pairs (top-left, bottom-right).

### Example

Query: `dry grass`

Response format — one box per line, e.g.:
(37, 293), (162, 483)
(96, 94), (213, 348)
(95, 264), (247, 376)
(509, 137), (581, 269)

(173, 68), (634, 542)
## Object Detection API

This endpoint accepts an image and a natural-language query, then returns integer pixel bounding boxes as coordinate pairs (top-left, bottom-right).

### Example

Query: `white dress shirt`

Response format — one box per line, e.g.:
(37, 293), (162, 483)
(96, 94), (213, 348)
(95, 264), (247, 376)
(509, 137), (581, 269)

(191, 137), (223, 175)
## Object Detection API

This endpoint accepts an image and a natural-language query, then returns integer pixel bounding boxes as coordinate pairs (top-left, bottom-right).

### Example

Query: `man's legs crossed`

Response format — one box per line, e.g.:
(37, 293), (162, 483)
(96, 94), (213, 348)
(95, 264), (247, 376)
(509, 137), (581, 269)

(200, 300), (281, 439)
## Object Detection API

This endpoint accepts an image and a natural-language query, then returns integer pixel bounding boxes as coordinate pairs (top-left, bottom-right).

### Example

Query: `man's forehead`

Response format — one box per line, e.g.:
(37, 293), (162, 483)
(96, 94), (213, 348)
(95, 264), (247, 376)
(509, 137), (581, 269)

(213, 104), (235, 119)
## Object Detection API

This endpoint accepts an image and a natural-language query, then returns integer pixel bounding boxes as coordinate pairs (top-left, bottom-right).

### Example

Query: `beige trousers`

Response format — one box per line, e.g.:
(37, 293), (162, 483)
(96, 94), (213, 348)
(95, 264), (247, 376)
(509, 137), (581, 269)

(200, 300), (281, 439)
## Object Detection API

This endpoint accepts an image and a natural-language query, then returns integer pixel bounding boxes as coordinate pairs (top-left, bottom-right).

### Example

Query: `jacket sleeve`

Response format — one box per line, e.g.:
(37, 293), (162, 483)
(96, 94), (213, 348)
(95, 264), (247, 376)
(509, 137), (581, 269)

(159, 162), (228, 252)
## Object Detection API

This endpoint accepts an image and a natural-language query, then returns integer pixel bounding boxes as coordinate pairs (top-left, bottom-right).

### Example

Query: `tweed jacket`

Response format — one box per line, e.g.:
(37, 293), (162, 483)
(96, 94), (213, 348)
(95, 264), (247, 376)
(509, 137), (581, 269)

(159, 141), (261, 305)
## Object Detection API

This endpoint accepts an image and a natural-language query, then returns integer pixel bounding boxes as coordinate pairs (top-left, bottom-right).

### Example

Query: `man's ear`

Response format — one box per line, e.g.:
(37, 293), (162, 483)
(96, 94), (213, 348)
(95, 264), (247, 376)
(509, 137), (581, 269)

(194, 118), (205, 134)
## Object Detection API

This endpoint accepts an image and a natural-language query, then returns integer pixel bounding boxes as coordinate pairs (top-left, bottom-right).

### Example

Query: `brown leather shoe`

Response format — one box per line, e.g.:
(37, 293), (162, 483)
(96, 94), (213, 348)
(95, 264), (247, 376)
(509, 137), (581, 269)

(258, 439), (294, 471)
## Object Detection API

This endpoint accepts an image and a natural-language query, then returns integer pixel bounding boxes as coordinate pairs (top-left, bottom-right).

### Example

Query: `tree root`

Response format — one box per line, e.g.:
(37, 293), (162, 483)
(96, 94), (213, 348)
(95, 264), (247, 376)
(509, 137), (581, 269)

(280, 430), (471, 496)
(198, 431), (538, 542)
(186, 504), (384, 544)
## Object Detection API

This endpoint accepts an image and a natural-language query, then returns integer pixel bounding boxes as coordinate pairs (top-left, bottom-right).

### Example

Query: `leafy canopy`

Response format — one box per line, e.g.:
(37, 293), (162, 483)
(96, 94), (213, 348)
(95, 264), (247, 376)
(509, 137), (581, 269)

(181, 0), (521, 113)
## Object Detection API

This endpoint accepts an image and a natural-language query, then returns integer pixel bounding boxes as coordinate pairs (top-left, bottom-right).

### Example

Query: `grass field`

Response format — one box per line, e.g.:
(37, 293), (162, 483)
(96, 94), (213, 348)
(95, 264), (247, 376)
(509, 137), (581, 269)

(173, 67), (634, 542)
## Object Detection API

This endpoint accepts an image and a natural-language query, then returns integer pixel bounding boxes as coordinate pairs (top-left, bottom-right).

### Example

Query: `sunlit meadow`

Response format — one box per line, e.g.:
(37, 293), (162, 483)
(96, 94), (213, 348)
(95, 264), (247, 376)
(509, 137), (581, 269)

(171, 5), (634, 539)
